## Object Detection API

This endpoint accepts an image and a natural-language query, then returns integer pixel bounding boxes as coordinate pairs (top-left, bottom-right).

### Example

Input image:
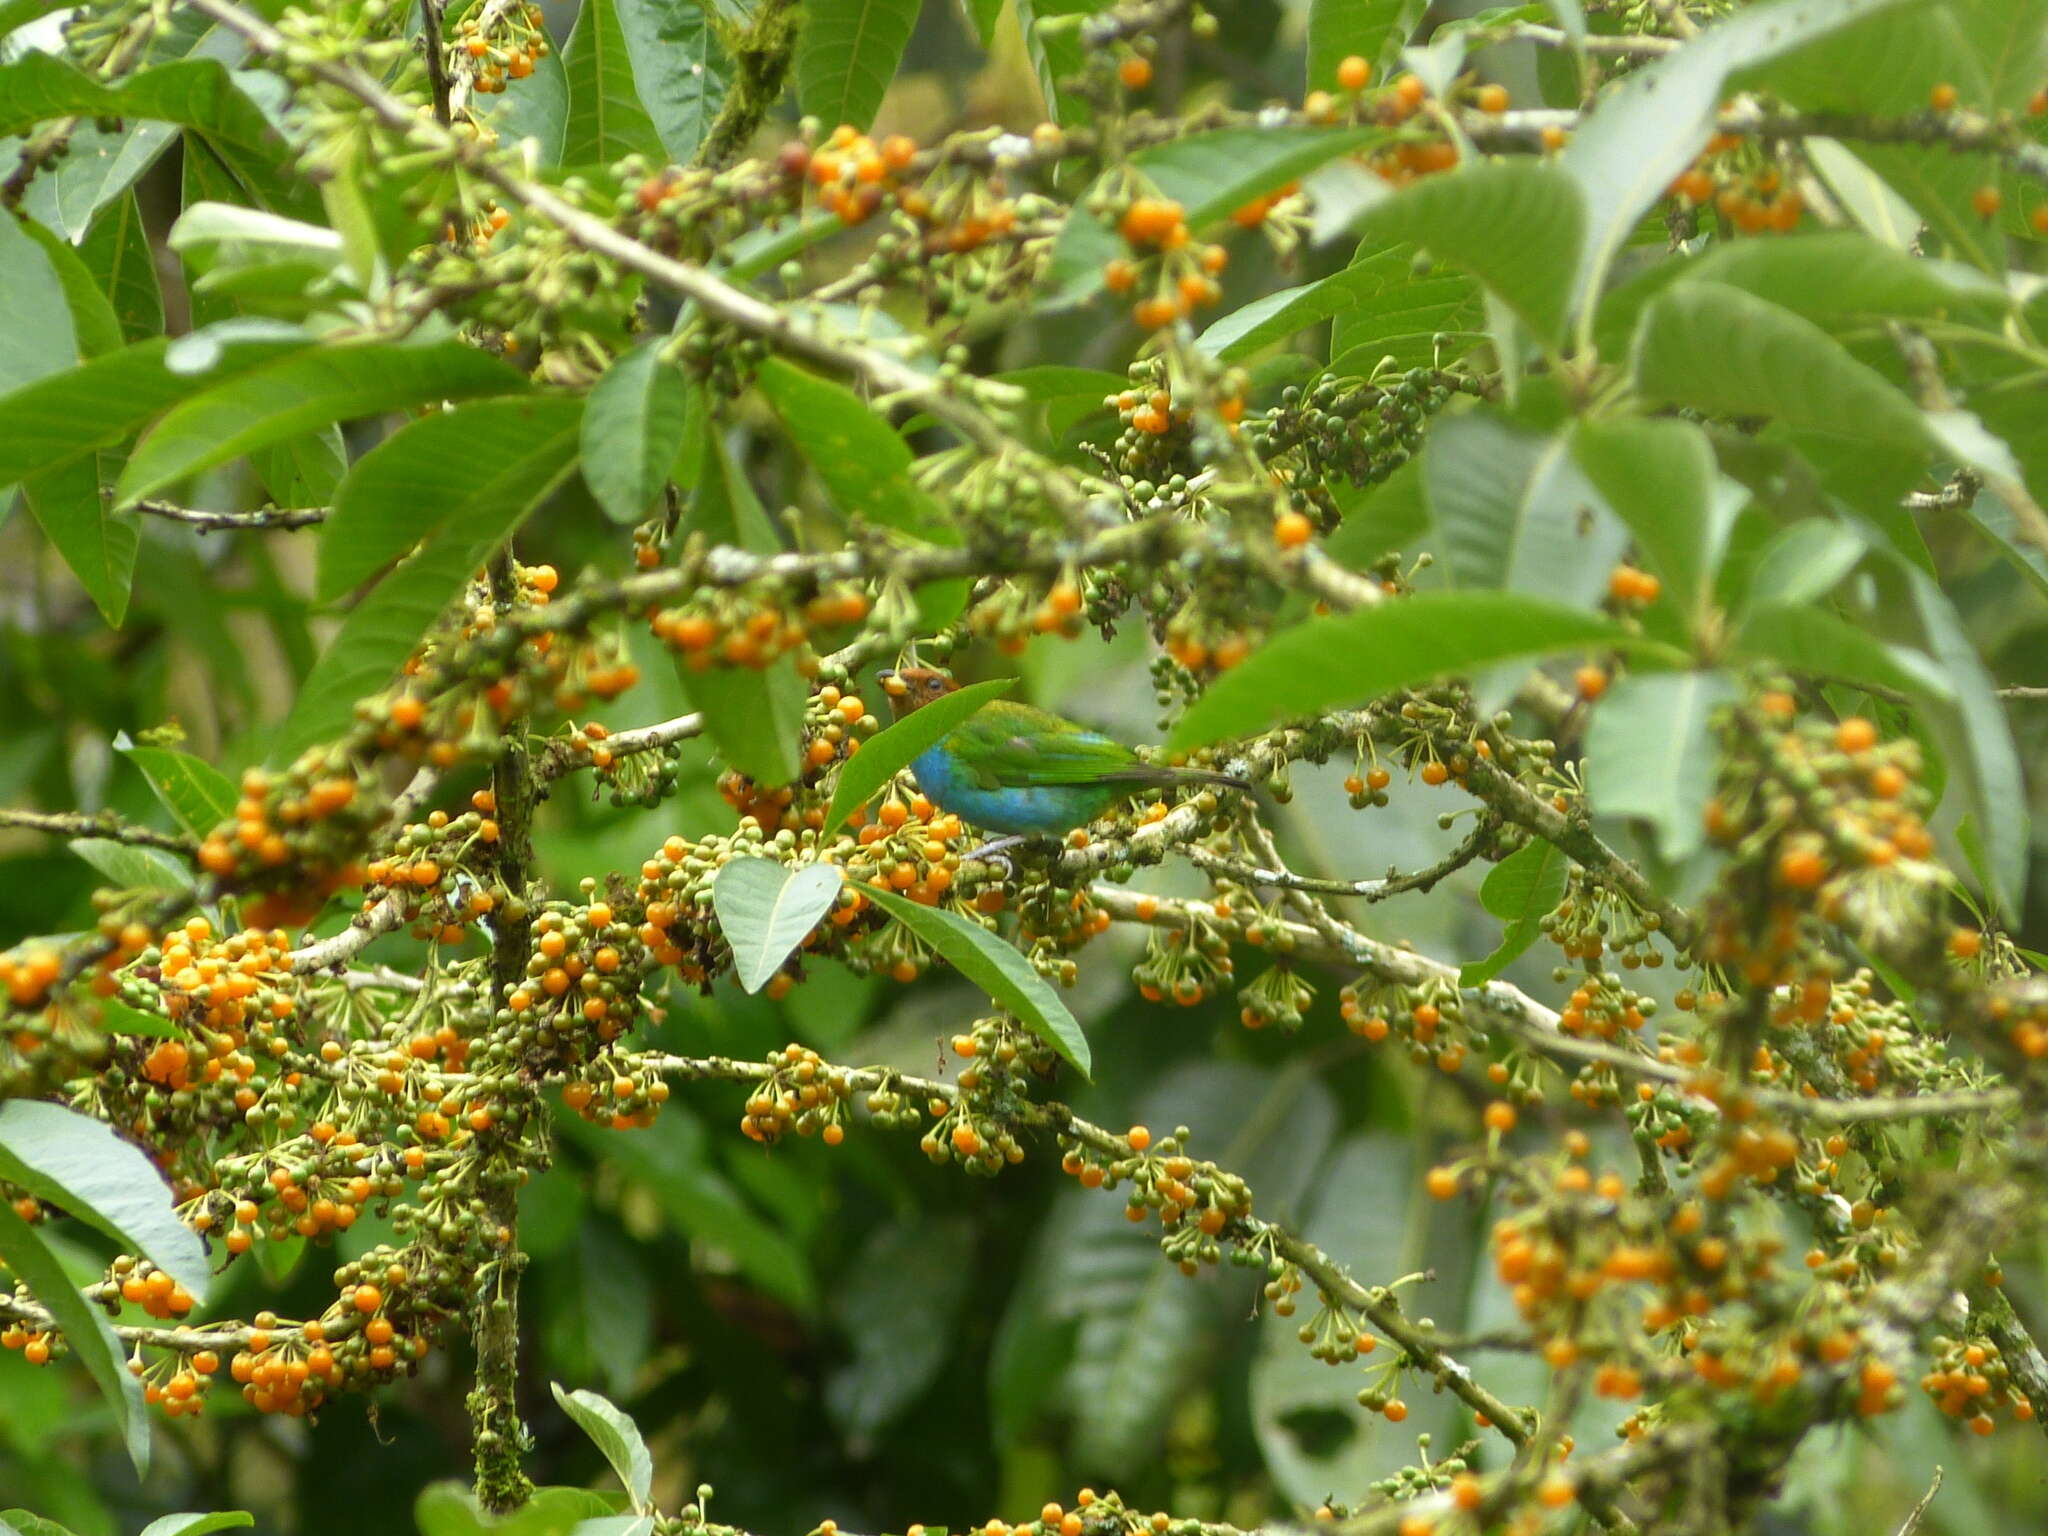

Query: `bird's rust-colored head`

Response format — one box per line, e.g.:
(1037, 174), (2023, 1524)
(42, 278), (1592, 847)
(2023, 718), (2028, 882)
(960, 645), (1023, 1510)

(878, 666), (957, 719)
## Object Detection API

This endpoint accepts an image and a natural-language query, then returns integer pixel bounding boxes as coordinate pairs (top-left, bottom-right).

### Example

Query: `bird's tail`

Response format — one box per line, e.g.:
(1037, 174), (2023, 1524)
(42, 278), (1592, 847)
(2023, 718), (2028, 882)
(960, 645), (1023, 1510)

(1101, 765), (1255, 794)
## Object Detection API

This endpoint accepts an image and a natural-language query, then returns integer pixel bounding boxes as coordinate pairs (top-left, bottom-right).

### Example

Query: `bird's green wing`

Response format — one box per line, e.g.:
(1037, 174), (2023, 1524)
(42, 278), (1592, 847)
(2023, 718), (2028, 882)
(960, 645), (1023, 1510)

(946, 701), (1147, 789)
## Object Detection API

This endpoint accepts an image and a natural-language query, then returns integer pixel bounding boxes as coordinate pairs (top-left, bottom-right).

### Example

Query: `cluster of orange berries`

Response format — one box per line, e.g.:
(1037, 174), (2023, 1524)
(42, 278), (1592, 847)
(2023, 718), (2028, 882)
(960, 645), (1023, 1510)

(507, 899), (650, 1048)
(454, 2), (548, 94)
(1341, 983), (1479, 1072)
(112, 1259), (199, 1320)
(651, 589), (861, 672)
(1929, 82), (2048, 232)
(1060, 1124), (1251, 1267)
(193, 764), (373, 923)
(1160, 614), (1254, 675)
(791, 124), (921, 226)
(218, 1155), (384, 1252)
(947, 1014), (1057, 1095)
(1922, 1334), (2033, 1433)
(1, 945), (65, 1010)
(965, 578), (1089, 652)
(1103, 197), (1228, 330)
(560, 1068), (671, 1130)
(1131, 899), (1236, 1006)
(740, 1043), (850, 1145)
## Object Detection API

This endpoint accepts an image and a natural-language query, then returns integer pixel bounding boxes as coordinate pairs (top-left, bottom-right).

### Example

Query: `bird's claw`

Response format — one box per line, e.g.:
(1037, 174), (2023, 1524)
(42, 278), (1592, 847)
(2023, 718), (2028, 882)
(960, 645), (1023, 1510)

(961, 835), (1032, 878)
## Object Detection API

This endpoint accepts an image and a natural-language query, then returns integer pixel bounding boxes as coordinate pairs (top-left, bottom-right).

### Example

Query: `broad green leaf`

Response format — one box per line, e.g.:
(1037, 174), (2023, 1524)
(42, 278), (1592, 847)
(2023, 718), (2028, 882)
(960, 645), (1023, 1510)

(711, 857), (847, 992)
(1679, 231), (2006, 326)
(1631, 281), (1927, 447)
(1950, 0), (2048, 109)
(1738, 519), (1867, 613)
(115, 737), (238, 837)
(674, 425), (808, 785)
(414, 1484), (621, 1536)
(581, 342), (691, 525)
(1351, 161), (1584, 350)
(862, 885), (1092, 1076)
(796, 0), (921, 133)
(0, 56), (282, 160)
(1328, 244), (1484, 375)
(138, 1514), (255, 1536)
(1306, 0), (1425, 90)
(1045, 126), (1380, 311)
(22, 118), (178, 242)
(481, 39), (571, 166)
(118, 341), (525, 504)
(615, 0), (729, 160)
(1584, 671), (1734, 863)
(320, 397), (568, 600)
(1730, 603), (1953, 699)
(1955, 486), (2048, 604)
(0, 1099), (209, 1299)
(24, 458), (137, 626)
(1572, 417), (1737, 637)
(169, 201), (344, 280)
(1168, 592), (1678, 752)
(19, 219), (122, 360)
(279, 399), (584, 761)
(755, 358), (966, 628)
(0, 1512), (81, 1536)
(821, 678), (1016, 837)
(0, 1199), (149, 1474)
(70, 837), (192, 894)
(81, 192), (165, 343)
(1326, 454), (1429, 570)
(1563, 0), (1914, 313)
(1460, 838), (1568, 985)
(549, 1383), (653, 1513)
(0, 204), (76, 394)
(1422, 411), (1626, 607)
(561, 0), (665, 165)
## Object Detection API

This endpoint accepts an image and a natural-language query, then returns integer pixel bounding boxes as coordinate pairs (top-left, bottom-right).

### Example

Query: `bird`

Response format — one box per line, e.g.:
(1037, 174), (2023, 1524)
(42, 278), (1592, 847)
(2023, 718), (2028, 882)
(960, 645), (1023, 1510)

(877, 666), (1253, 843)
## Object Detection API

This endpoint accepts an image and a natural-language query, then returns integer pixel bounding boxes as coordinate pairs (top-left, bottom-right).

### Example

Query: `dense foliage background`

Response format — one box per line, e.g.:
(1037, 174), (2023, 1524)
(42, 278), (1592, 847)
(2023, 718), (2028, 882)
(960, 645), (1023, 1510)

(3, 0), (2048, 1532)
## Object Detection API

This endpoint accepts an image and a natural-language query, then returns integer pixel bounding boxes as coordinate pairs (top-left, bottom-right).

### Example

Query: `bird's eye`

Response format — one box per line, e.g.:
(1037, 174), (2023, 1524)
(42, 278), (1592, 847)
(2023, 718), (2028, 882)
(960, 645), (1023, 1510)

(926, 678), (944, 692)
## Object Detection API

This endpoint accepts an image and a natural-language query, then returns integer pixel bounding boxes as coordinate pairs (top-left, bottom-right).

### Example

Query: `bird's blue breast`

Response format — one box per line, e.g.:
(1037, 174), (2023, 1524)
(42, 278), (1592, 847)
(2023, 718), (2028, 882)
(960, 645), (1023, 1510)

(908, 745), (1100, 836)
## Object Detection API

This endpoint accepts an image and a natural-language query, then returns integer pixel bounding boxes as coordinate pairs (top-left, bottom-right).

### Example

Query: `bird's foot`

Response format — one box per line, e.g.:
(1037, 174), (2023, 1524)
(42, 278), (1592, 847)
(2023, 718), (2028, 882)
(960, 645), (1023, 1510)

(960, 835), (1031, 877)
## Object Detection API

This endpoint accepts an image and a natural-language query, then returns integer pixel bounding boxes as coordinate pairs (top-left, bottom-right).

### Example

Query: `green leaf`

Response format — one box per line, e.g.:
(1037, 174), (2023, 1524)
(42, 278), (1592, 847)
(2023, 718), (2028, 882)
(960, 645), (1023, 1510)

(80, 193), (165, 343)
(279, 399), (584, 762)
(117, 341), (526, 505)
(70, 837), (192, 894)
(796, 0), (921, 133)
(1169, 592), (1676, 752)
(615, 0), (729, 160)
(561, 0), (665, 165)
(1678, 231), (2006, 327)
(1737, 519), (1867, 614)
(549, 1383), (654, 1513)
(91, 996), (188, 1041)
(0, 1099), (208, 1299)
(826, 1216), (974, 1436)
(581, 342), (691, 526)
(1584, 670), (1734, 863)
(19, 219), (123, 361)
(0, 56), (283, 160)
(1730, 603), (1953, 699)
(1572, 417), (1738, 638)
(673, 425), (809, 786)
(114, 738), (238, 838)
(711, 857), (847, 993)
(414, 1485), (621, 1536)
(0, 1198), (148, 1475)
(861, 885), (1092, 1076)
(1325, 454), (1430, 570)
(1421, 411), (1626, 607)
(1632, 281), (1927, 447)
(320, 396), (569, 601)
(1045, 126), (1380, 311)
(755, 358), (966, 628)
(1328, 244), (1484, 375)
(1563, 0), (1915, 311)
(1955, 485), (2048, 604)
(0, 203), (77, 394)
(1306, 0), (1425, 90)
(1460, 838), (1568, 985)
(1351, 160), (1584, 350)
(23, 457), (137, 627)
(821, 678), (1016, 837)
(138, 1514), (255, 1536)
(481, 39), (571, 167)
(169, 201), (345, 282)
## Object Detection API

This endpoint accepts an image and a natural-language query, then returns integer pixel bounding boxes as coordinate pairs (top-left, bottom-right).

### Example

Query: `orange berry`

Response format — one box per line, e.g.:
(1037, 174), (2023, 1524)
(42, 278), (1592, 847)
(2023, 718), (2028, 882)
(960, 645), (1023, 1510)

(1972, 184), (2002, 219)
(1575, 665), (1608, 701)
(1834, 717), (1878, 753)
(1929, 82), (1958, 111)
(1475, 83), (1509, 112)
(1118, 55), (1152, 90)
(1273, 510), (1314, 548)
(1127, 1125), (1152, 1152)
(1336, 55), (1370, 92)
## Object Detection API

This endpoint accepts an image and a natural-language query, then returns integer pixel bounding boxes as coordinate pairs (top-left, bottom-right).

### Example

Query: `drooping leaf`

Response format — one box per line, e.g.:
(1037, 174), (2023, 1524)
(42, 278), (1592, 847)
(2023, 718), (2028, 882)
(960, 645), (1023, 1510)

(80, 192), (165, 343)
(1460, 838), (1569, 985)
(19, 219), (123, 360)
(137, 1514), (255, 1536)
(1168, 592), (1677, 753)
(581, 342), (692, 525)
(613, 0), (728, 161)
(821, 678), (1016, 837)
(861, 885), (1092, 1076)
(70, 837), (192, 894)
(1421, 411), (1626, 608)
(672, 424), (808, 786)
(117, 341), (525, 505)
(91, 996), (188, 1041)
(796, 0), (922, 134)
(23, 457), (137, 626)
(549, 1383), (654, 1514)
(711, 857), (847, 993)
(278, 399), (584, 761)
(1584, 670), (1735, 863)
(1572, 417), (1739, 638)
(480, 38), (571, 166)
(115, 737), (239, 837)
(755, 358), (967, 628)
(1327, 244), (1484, 375)
(0, 204), (77, 394)
(1730, 603), (1954, 699)
(0, 1099), (209, 1299)
(561, 0), (666, 165)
